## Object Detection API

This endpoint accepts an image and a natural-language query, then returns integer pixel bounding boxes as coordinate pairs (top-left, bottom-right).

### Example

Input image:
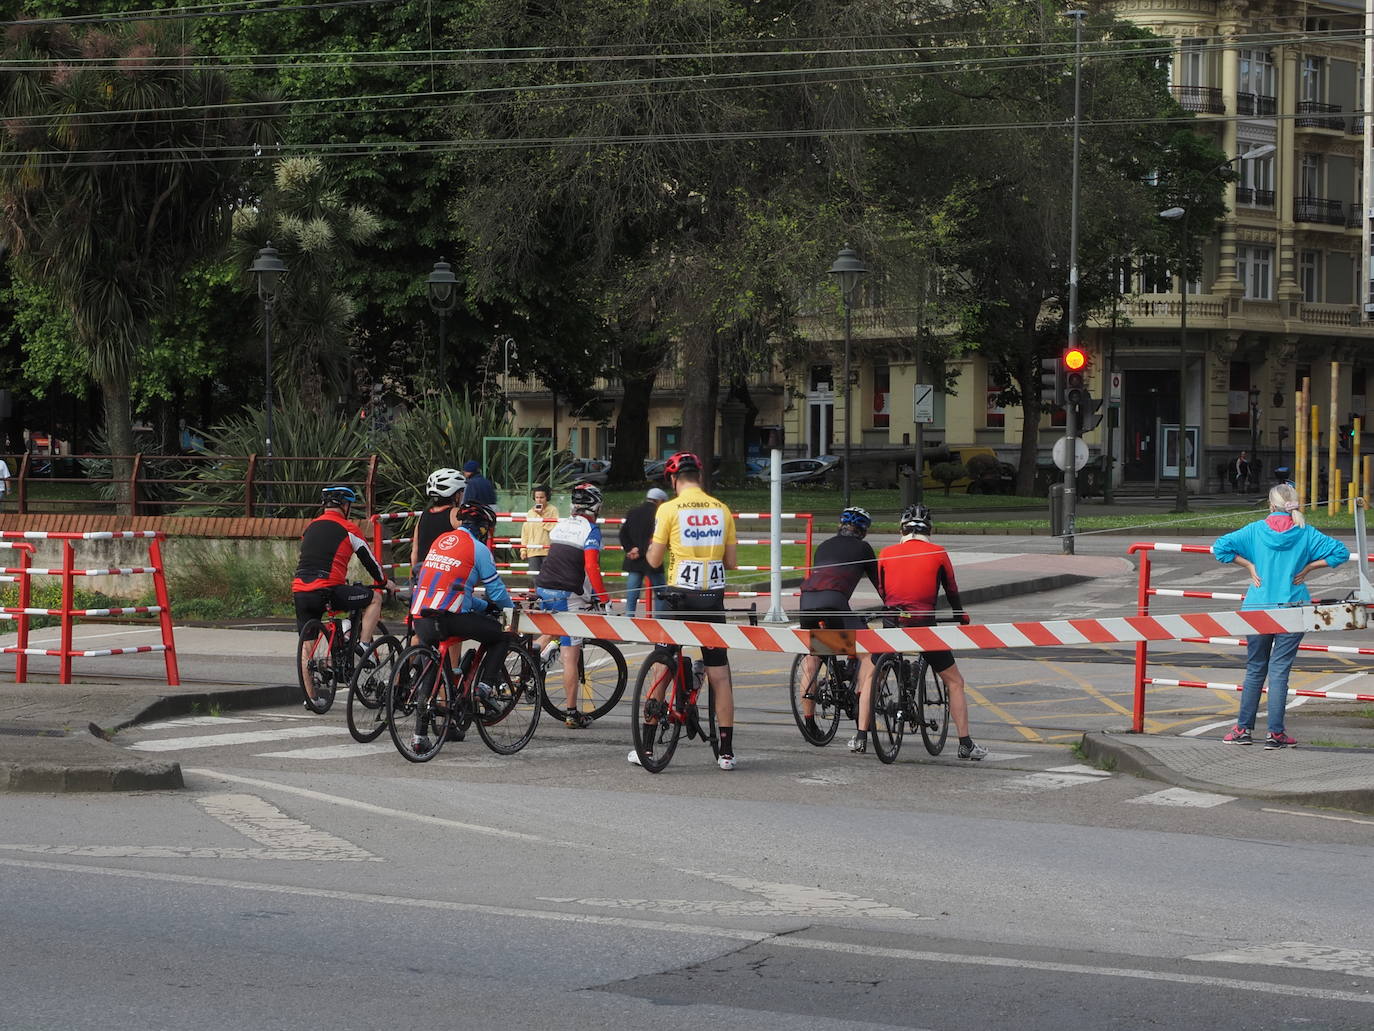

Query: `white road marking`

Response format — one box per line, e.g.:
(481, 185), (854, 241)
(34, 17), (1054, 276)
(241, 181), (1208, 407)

(1046, 764), (1112, 777)
(139, 717), (253, 730)
(797, 767), (865, 786)
(1261, 807), (1374, 826)
(1127, 788), (1234, 808)
(256, 742), (395, 760)
(198, 793), (377, 860)
(983, 751), (1031, 763)
(1321, 671), (1368, 691)
(3, 855), (1366, 1005)
(1189, 941), (1374, 978)
(1181, 720), (1234, 738)
(994, 772), (1106, 793)
(128, 727), (340, 752)
(0, 844), (377, 862)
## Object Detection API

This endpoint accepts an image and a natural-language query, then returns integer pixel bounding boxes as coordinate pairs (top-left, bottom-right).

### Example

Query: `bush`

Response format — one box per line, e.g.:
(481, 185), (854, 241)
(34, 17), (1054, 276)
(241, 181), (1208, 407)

(931, 461), (966, 496)
(167, 543), (295, 618)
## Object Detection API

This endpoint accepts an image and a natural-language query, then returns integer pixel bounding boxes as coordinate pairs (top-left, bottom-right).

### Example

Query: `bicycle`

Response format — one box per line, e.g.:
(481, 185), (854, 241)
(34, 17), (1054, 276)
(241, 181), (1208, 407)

(296, 587), (389, 715)
(869, 632), (952, 765)
(385, 606), (542, 763)
(537, 636), (628, 725)
(345, 631), (404, 742)
(787, 653), (860, 747)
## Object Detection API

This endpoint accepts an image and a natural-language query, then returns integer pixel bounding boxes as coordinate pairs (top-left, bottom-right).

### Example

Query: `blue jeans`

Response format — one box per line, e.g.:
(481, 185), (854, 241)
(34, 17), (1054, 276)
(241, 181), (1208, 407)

(624, 569), (665, 616)
(1238, 632), (1304, 735)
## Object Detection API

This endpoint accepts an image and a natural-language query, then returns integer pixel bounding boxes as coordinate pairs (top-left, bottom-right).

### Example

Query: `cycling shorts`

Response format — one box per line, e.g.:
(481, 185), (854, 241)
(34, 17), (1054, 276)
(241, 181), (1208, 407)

(798, 590), (863, 632)
(657, 588), (728, 667)
(414, 611), (506, 649)
(293, 582), (374, 632)
(883, 613), (955, 673)
(536, 587), (582, 648)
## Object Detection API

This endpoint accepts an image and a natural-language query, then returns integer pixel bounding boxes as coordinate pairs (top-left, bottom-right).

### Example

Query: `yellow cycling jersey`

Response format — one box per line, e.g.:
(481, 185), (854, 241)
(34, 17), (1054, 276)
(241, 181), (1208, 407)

(651, 486), (736, 592)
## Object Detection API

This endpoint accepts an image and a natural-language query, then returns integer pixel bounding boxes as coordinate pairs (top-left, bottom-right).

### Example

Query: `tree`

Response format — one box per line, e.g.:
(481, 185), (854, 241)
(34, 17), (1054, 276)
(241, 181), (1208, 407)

(0, 20), (254, 509)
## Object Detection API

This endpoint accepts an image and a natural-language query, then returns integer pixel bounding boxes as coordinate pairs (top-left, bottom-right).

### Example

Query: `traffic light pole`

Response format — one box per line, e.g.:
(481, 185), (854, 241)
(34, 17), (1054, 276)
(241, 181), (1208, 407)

(1063, 401), (1077, 555)
(1062, 8), (1086, 556)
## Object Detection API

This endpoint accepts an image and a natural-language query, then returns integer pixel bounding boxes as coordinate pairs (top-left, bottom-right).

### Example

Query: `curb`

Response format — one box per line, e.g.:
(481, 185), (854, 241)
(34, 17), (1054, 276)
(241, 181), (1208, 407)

(105, 684), (300, 734)
(1081, 731), (1374, 814)
(961, 573), (1091, 606)
(0, 728), (183, 793)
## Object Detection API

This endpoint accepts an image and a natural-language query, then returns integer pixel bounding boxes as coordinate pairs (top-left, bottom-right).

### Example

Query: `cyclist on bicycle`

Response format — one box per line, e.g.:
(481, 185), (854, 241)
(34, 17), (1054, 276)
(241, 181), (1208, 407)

(408, 502), (512, 752)
(292, 485), (394, 707)
(409, 467), (466, 574)
(637, 451), (739, 770)
(533, 482), (613, 728)
(798, 506), (880, 752)
(877, 503), (987, 760)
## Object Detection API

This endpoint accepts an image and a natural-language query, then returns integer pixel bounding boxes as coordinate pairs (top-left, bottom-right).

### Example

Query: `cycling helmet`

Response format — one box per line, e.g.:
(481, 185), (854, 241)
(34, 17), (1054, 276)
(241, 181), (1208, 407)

(425, 467), (466, 499)
(457, 502), (497, 542)
(838, 506), (872, 536)
(899, 503), (933, 537)
(571, 482), (603, 512)
(663, 451), (702, 477)
(321, 484), (357, 507)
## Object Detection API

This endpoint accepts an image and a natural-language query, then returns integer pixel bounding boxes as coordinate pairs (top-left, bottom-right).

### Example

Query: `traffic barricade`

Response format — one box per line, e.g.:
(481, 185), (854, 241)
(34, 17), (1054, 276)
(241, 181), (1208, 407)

(0, 541), (35, 682)
(0, 530), (179, 685)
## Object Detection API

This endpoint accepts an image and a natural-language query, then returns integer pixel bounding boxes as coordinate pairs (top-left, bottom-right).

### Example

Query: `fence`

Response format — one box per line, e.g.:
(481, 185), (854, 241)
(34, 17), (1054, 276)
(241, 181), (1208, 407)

(0, 530), (179, 685)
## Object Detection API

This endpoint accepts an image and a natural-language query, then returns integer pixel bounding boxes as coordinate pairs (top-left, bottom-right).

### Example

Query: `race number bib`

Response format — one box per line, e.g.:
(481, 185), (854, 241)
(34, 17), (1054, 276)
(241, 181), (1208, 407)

(674, 560), (725, 590)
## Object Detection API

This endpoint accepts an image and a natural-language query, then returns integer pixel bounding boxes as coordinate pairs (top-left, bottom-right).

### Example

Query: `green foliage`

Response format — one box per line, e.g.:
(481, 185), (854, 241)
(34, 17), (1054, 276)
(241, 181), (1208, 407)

(931, 462), (967, 496)
(0, 270), (84, 401)
(167, 543), (294, 619)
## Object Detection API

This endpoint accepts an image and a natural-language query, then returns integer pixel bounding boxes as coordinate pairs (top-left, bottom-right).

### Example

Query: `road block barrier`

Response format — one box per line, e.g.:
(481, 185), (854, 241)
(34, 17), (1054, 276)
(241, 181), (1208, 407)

(0, 541), (35, 681)
(1128, 542), (1374, 733)
(0, 530), (179, 685)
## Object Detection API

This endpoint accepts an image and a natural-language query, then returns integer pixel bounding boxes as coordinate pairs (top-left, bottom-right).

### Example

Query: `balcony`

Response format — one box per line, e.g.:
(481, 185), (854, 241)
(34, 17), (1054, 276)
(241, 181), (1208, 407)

(1295, 196), (1346, 225)
(1236, 92), (1277, 117)
(1171, 84), (1225, 114)
(1352, 113), (1366, 134)
(1235, 186), (1275, 207)
(1299, 303), (1358, 328)
(1296, 100), (1344, 130)
(1348, 208), (1367, 229)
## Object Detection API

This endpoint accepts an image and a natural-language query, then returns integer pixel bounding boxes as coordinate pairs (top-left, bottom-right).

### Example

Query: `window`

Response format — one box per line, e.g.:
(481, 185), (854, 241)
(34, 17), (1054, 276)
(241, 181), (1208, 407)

(1302, 56), (1326, 102)
(1179, 38), (1207, 86)
(1300, 153), (1322, 196)
(985, 364), (1007, 428)
(1228, 362), (1252, 430)
(1136, 255), (1172, 294)
(873, 364), (890, 428)
(1238, 48), (1276, 111)
(1300, 250), (1322, 303)
(1354, 368), (1367, 420)
(1237, 245), (1274, 299)
(1238, 151), (1274, 203)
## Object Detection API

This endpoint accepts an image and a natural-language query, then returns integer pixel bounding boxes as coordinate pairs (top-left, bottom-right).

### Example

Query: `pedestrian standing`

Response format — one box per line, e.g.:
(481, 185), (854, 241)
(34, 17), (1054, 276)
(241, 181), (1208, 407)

(620, 487), (667, 615)
(1212, 483), (1348, 748)
(462, 460), (498, 506)
(0, 454), (10, 508)
(520, 484), (558, 573)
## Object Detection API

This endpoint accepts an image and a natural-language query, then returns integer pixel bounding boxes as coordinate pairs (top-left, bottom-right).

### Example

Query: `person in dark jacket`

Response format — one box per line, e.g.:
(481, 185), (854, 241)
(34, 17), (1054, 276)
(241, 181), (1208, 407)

(462, 460), (498, 506)
(620, 487), (668, 615)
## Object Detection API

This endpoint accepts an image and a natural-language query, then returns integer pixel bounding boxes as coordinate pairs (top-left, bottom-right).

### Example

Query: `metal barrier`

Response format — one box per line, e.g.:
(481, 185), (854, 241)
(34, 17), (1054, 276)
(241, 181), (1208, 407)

(0, 541), (35, 681)
(0, 530), (180, 685)
(1128, 541), (1374, 733)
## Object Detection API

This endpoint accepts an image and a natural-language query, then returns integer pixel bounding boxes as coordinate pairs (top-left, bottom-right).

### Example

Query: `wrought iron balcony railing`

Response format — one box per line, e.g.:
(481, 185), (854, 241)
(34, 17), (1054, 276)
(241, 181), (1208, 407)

(1294, 196), (1346, 225)
(1171, 84), (1225, 114)
(1296, 100), (1344, 130)
(1236, 92), (1277, 117)
(1235, 187), (1275, 207)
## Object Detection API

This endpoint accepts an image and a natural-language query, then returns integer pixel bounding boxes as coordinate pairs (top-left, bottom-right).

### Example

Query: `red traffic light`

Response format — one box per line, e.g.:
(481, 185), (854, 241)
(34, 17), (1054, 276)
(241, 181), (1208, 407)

(1063, 347), (1087, 372)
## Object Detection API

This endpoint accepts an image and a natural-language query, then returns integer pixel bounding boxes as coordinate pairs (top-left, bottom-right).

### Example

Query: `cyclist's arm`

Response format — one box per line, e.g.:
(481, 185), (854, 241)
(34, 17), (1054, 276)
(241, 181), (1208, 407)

(723, 511), (738, 570)
(583, 549), (610, 605)
(472, 542), (512, 609)
(862, 544), (880, 591)
(937, 555), (969, 624)
(350, 530), (386, 585)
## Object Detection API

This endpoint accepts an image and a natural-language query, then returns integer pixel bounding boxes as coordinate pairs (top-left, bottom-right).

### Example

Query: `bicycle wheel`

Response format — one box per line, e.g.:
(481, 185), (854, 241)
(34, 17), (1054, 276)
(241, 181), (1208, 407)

(386, 645), (452, 763)
(869, 654), (905, 765)
(916, 658), (951, 756)
(475, 641), (543, 755)
(539, 639), (629, 722)
(346, 635), (401, 743)
(630, 651), (682, 773)
(297, 620), (337, 714)
(788, 654), (841, 746)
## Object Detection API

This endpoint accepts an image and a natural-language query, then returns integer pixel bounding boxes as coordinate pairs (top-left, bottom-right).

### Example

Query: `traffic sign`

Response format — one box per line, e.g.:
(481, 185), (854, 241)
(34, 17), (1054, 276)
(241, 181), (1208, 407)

(1053, 436), (1089, 472)
(914, 383), (935, 424)
(1109, 372), (1122, 403)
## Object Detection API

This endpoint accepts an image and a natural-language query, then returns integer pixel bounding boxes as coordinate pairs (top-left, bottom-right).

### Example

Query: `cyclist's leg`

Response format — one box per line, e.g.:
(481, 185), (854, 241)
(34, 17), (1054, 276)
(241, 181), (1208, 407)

(855, 653), (875, 732)
(931, 653), (983, 757)
(359, 585), (384, 641)
(561, 640), (583, 709)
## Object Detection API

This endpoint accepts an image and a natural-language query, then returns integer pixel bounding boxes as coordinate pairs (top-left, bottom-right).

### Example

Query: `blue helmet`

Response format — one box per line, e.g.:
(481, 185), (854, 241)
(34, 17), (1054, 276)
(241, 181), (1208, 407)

(839, 506), (872, 535)
(321, 484), (358, 507)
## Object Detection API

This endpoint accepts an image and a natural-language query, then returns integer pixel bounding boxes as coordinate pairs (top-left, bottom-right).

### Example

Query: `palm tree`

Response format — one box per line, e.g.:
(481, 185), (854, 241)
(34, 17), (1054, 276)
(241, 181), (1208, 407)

(0, 21), (257, 511)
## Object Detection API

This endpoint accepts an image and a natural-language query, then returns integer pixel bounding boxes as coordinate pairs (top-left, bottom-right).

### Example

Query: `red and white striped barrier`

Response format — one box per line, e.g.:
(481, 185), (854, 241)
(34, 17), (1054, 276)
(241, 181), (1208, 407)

(1143, 676), (1374, 704)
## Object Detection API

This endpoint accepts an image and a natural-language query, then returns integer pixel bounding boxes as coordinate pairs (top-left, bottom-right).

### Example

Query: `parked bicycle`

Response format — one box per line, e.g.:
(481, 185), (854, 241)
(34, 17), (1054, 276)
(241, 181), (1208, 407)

(385, 607), (542, 763)
(296, 587), (389, 715)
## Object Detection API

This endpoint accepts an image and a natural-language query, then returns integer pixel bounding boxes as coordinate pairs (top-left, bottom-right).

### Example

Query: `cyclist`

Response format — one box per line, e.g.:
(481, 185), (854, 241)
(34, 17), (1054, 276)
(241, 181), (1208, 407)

(409, 467), (466, 574)
(797, 506), (880, 752)
(877, 503), (987, 760)
(532, 482), (613, 728)
(408, 502), (512, 752)
(637, 451), (739, 770)
(292, 485), (394, 708)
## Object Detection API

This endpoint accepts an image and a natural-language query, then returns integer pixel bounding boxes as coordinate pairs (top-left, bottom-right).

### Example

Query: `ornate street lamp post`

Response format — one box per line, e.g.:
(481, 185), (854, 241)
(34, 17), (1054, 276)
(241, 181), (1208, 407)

(827, 245), (868, 506)
(250, 242), (287, 508)
(427, 258), (458, 384)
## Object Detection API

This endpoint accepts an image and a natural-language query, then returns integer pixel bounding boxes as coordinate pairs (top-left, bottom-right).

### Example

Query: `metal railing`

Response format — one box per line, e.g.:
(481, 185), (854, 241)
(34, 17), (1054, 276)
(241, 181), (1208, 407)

(1171, 84), (1225, 114)
(1296, 100), (1344, 129)
(1294, 196), (1346, 225)
(1236, 92), (1277, 117)
(1235, 186), (1275, 207)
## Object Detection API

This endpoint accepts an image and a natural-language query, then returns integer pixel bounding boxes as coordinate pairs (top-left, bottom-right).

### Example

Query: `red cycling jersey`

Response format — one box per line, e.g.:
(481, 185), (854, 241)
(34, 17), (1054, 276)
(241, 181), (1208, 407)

(292, 509), (385, 593)
(877, 537), (965, 625)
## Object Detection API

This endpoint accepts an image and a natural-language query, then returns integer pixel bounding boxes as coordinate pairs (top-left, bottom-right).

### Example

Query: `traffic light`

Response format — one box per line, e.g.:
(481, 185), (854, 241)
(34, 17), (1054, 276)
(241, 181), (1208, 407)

(1077, 397), (1105, 434)
(1063, 347), (1088, 405)
(1040, 356), (1064, 406)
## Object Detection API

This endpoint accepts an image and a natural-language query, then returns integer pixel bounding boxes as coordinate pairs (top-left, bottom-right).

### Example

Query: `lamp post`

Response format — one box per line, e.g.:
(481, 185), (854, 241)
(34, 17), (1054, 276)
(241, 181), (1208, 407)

(1062, 8), (1087, 555)
(1249, 384), (1261, 490)
(427, 258), (458, 385)
(250, 242), (287, 509)
(827, 245), (868, 506)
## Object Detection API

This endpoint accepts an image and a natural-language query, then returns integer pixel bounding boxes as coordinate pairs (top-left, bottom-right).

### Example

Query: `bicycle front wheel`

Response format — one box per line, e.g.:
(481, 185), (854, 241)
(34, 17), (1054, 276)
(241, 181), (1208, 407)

(475, 641), (543, 755)
(539, 638), (628, 722)
(870, 654), (905, 764)
(631, 651), (682, 773)
(386, 645), (451, 763)
(788, 654), (841, 746)
(297, 620), (336, 714)
(916, 658), (951, 755)
(347, 635), (401, 742)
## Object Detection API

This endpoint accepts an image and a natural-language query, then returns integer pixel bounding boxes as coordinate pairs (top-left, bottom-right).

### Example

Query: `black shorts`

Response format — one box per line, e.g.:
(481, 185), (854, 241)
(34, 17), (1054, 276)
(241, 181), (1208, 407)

(294, 583), (375, 632)
(414, 611), (506, 649)
(882, 614), (955, 674)
(799, 590), (863, 632)
(656, 588), (729, 667)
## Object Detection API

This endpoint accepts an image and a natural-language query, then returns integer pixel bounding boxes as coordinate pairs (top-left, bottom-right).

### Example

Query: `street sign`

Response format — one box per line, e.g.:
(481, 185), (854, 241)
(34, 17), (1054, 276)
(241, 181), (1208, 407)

(914, 383), (935, 424)
(1109, 372), (1122, 403)
(1053, 436), (1089, 472)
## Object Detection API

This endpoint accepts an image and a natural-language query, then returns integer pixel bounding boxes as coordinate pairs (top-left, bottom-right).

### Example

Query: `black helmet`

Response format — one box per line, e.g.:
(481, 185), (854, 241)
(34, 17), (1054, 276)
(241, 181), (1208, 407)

(457, 502), (497, 542)
(899, 504), (932, 537)
(571, 482), (603, 513)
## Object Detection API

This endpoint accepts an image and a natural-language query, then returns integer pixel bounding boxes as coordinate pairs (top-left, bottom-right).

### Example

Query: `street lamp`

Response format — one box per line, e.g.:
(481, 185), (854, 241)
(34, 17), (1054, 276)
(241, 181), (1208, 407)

(427, 257), (458, 385)
(828, 245), (868, 505)
(250, 242), (287, 508)
(1249, 384), (1262, 489)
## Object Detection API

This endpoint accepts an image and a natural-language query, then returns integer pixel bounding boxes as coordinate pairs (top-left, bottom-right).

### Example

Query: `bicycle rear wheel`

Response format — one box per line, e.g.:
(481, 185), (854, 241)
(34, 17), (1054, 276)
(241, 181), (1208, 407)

(386, 645), (451, 763)
(539, 638), (628, 722)
(916, 658), (951, 755)
(870, 654), (905, 764)
(297, 620), (337, 714)
(475, 641), (543, 755)
(347, 635), (401, 742)
(630, 651), (682, 773)
(788, 654), (841, 746)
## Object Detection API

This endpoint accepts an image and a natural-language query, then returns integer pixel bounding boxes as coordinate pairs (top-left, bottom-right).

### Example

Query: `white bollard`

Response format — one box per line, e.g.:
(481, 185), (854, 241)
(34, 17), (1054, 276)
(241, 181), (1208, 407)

(765, 448), (788, 622)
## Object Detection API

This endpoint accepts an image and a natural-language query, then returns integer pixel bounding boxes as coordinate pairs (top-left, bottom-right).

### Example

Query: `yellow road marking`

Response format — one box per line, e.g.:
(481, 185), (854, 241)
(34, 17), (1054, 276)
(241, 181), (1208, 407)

(1038, 658), (1167, 733)
(961, 684), (1043, 742)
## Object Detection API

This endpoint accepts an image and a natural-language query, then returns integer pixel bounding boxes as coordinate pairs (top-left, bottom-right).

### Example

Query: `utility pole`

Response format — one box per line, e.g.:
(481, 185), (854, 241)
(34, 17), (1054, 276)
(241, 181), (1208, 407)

(1062, 9), (1087, 554)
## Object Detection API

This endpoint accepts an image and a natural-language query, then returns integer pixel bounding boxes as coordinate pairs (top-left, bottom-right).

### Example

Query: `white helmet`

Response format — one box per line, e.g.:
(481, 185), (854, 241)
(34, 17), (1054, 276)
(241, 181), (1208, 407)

(426, 467), (466, 499)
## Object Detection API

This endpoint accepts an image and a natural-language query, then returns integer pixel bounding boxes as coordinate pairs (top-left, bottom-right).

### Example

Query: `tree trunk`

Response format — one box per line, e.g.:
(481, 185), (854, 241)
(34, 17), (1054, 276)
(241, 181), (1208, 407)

(1013, 350), (1040, 496)
(102, 375), (136, 515)
(680, 331), (719, 490)
(607, 336), (662, 485)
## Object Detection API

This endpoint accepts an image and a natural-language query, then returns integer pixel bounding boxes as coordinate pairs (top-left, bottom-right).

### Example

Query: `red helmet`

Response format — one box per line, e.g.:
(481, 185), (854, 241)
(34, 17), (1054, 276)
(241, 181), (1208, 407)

(663, 451), (702, 477)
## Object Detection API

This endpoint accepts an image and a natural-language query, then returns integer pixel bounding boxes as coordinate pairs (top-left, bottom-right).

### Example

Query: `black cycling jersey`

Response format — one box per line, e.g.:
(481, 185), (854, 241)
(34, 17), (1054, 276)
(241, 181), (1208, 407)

(799, 533), (879, 598)
(414, 507), (454, 567)
(292, 510), (385, 592)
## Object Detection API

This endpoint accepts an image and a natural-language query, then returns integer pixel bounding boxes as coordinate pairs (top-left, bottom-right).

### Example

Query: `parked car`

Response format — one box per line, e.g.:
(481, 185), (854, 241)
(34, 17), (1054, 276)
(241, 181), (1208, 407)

(644, 455), (723, 481)
(749, 455), (841, 485)
(561, 458), (611, 485)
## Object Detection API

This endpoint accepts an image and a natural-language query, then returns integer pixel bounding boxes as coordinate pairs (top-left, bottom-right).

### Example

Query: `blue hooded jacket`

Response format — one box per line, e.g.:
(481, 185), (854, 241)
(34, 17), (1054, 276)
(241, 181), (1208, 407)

(1211, 517), (1348, 610)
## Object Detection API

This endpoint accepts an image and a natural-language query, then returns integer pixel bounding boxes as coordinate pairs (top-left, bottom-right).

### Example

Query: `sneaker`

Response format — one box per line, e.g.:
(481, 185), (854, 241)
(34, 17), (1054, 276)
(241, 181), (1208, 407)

(717, 753), (737, 771)
(627, 748), (644, 766)
(565, 709), (592, 729)
(1265, 732), (1298, 750)
(847, 733), (867, 754)
(410, 734), (432, 753)
(1222, 726), (1253, 745)
(539, 642), (558, 669)
(957, 742), (988, 761)
(803, 716), (821, 738)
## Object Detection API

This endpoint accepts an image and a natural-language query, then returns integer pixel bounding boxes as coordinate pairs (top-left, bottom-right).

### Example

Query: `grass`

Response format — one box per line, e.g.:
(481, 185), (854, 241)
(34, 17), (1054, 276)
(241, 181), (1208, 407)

(1306, 738), (1359, 749)
(944, 506), (1370, 534)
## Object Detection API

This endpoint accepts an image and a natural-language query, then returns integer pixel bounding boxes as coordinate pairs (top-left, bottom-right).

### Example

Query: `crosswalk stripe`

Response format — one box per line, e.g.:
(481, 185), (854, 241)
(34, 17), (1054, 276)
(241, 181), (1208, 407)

(1128, 787), (1234, 808)
(128, 726), (340, 752)
(256, 742), (395, 760)
(140, 717), (254, 730)
(995, 771), (1107, 792)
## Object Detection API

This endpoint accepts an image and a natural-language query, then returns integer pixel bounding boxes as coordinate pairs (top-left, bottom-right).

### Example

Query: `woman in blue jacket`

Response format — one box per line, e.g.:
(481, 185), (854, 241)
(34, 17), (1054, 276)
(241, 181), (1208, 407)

(1211, 483), (1348, 748)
